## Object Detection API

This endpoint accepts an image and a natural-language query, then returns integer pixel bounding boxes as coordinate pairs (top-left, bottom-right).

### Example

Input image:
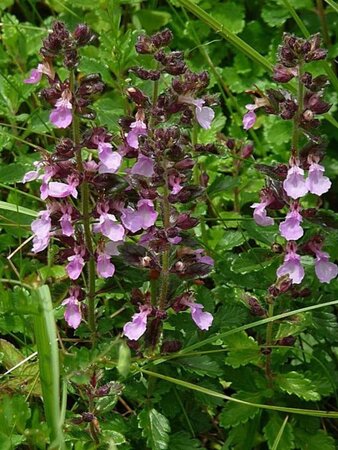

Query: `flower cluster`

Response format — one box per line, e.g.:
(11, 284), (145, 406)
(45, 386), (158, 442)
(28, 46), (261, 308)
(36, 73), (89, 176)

(22, 25), (215, 345)
(245, 33), (337, 285)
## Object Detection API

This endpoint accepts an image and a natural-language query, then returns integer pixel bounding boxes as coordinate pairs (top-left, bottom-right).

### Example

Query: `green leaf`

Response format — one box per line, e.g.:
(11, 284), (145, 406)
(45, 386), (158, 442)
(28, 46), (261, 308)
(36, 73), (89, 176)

(0, 163), (27, 183)
(0, 339), (23, 369)
(264, 414), (294, 450)
(0, 395), (30, 435)
(134, 10), (171, 33)
(168, 431), (202, 449)
(219, 392), (262, 428)
(276, 372), (320, 401)
(224, 332), (261, 368)
(138, 408), (171, 450)
(211, 2), (245, 34)
(294, 429), (335, 450)
(231, 248), (276, 274)
(175, 355), (220, 377)
(216, 230), (245, 251)
(0, 200), (37, 217)
(275, 312), (312, 339)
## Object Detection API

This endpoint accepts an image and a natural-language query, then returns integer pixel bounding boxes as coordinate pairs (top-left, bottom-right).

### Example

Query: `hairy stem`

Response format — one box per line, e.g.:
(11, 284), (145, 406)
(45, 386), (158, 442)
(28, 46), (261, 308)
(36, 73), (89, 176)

(265, 300), (274, 388)
(292, 61), (304, 157)
(70, 72), (96, 342)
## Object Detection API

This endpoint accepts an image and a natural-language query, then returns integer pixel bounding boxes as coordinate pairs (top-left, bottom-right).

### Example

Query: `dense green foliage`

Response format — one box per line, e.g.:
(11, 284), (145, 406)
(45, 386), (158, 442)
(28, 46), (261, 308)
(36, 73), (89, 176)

(0, 1), (338, 449)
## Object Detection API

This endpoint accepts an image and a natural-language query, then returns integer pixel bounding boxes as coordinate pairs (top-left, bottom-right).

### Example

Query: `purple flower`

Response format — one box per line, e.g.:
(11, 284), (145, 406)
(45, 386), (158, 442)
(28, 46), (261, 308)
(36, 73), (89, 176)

(24, 62), (54, 84)
(131, 154), (154, 177)
(62, 288), (82, 329)
(243, 104), (257, 130)
(251, 201), (275, 226)
(283, 164), (308, 199)
(169, 174), (183, 195)
(93, 206), (125, 241)
(60, 204), (74, 237)
(98, 142), (122, 174)
(47, 176), (79, 199)
(195, 249), (214, 266)
(22, 170), (40, 183)
(31, 209), (52, 253)
(276, 243), (304, 284)
(121, 199), (158, 233)
(314, 250), (338, 283)
(50, 90), (73, 128)
(179, 96), (214, 129)
(182, 299), (213, 330)
(279, 203), (303, 241)
(305, 162), (331, 196)
(66, 248), (85, 280)
(123, 305), (152, 340)
(126, 120), (147, 149)
(96, 252), (115, 278)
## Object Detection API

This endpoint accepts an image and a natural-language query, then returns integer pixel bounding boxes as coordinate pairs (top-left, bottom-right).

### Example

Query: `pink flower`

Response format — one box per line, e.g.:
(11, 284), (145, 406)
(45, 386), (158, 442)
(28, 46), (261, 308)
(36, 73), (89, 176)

(98, 142), (122, 174)
(182, 298), (213, 330)
(126, 120), (147, 149)
(276, 244), (304, 284)
(62, 288), (82, 329)
(105, 240), (123, 256)
(121, 199), (158, 233)
(22, 170), (40, 183)
(47, 176), (79, 199)
(251, 201), (274, 226)
(243, 104), (257, 130)
(60, 204), (74, 237)
(195, 249), (214, 266)
(96, 252), (115, 278)
(179, 96), (214, 129)
(31, 209), (51, 253)
(50, 90), (73, 128)
(93, 206), (125, 241)
(24, 62), (54, 84)
(66, 249), (85, 280)
(283, 164), (308, 199)
(306, 162), (331, 196)
(314, 251), (338, 283)
(131, 154), (154, 177)
(279, 204), (303, 241)
(169, 174), (183, 195)
(123, 305), (152, 340)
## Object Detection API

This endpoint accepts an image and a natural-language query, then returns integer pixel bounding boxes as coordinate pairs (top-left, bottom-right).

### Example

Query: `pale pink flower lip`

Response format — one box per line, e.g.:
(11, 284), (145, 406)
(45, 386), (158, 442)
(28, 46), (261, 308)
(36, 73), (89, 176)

(126, 120), (147, 149)
(93, 211), (125, 241)
(279, 205), (303, 241)
(66, 250), (85, 280)
(251, 201), (274, 227)
(276, 244), (304, 284)
(182, 300), (213, 330)
(31, 209), (51, 253)
(50, 90), (73, 128)
(243, 104), (257, 130)
(314, 251), (338, 283)
(123, 305), (152, 340)
(121, 199), (158, 233)
(98, 142), (122, 174)
(283, 164), (308, 199)
(62, 288), (82, 329)
(178, 95), (214, 129)
(96, 252), (115, 278)
(131, 154), (154, 177)
(305, 162), (331, 196)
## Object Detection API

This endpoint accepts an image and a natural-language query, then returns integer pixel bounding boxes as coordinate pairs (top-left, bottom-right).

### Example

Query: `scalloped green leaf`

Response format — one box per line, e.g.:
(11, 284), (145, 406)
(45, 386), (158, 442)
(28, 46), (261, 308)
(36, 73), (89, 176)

(276, 372), (320, 401)
(138, 408), (171, 450)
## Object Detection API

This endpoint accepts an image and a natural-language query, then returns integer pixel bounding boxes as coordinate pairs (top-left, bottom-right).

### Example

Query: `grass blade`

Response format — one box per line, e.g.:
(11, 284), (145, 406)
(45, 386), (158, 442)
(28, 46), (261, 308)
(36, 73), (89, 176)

(0, 200), (37, 217)
(33, 285), (65, 450)
(139, 369), (338, 418)
(272, 415), (289, 450)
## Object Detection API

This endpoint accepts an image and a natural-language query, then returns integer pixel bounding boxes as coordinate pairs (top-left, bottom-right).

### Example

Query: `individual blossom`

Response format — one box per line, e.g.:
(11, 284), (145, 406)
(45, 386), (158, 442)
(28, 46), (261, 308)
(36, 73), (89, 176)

(314, 251), (338, 283)
(96, 251), (115, 278)
(47, 175), (79, 199)
(123, 305), (152, 340)
(195, 249), (214, 266)
(24, 61), (55, 84)
(50, 89), (73, 128)
(283, 163), (308, 199)
(181, 298), (213, 330)
(279, 202), (303, 241)
(22, 161), (44, 183)
(251, 189), (276, 228)
(31, 209), (52, 253)
(93, 204), (125, 241)
(179, 96), (214, 129)
(168, 174), (183, 195)
(66, 247), (85, 280)
(243, 104), (257, 130)
(59, 204), (74, 236)
(126, 119), (147, 149)
(130, 154), (154, 177)
(276, 242), (304, 284)
(305, 161), (331, 196)
(98, 142), (122, 174)
(121, 199), (158, 233)
(62, 287), (82, 329)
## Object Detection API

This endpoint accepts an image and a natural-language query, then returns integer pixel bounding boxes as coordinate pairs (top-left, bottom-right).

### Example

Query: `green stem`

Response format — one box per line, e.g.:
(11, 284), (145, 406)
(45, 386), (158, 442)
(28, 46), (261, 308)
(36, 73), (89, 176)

(70, 72), (96, 341)
(265, 300), (274, 388)
(316, 0), (331, 48)
(292, 62), (304, 157)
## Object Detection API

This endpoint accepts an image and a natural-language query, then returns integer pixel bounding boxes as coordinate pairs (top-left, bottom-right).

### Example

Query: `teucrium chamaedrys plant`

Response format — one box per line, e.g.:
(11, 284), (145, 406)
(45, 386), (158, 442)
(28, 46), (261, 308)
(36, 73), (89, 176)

(22, 23), (215, 349)
(245, 32), (337, 286)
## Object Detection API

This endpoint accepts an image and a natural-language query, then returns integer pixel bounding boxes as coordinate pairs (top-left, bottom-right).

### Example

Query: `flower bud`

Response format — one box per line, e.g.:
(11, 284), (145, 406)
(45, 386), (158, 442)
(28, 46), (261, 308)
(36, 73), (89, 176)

(135, 34), (155, 54)
(273, 64), (296, 83)
(73, 24), (96, 46)
(151, 29), (173, 48)
(129, 67), (161, 81)
(161, 340), (182, 353)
